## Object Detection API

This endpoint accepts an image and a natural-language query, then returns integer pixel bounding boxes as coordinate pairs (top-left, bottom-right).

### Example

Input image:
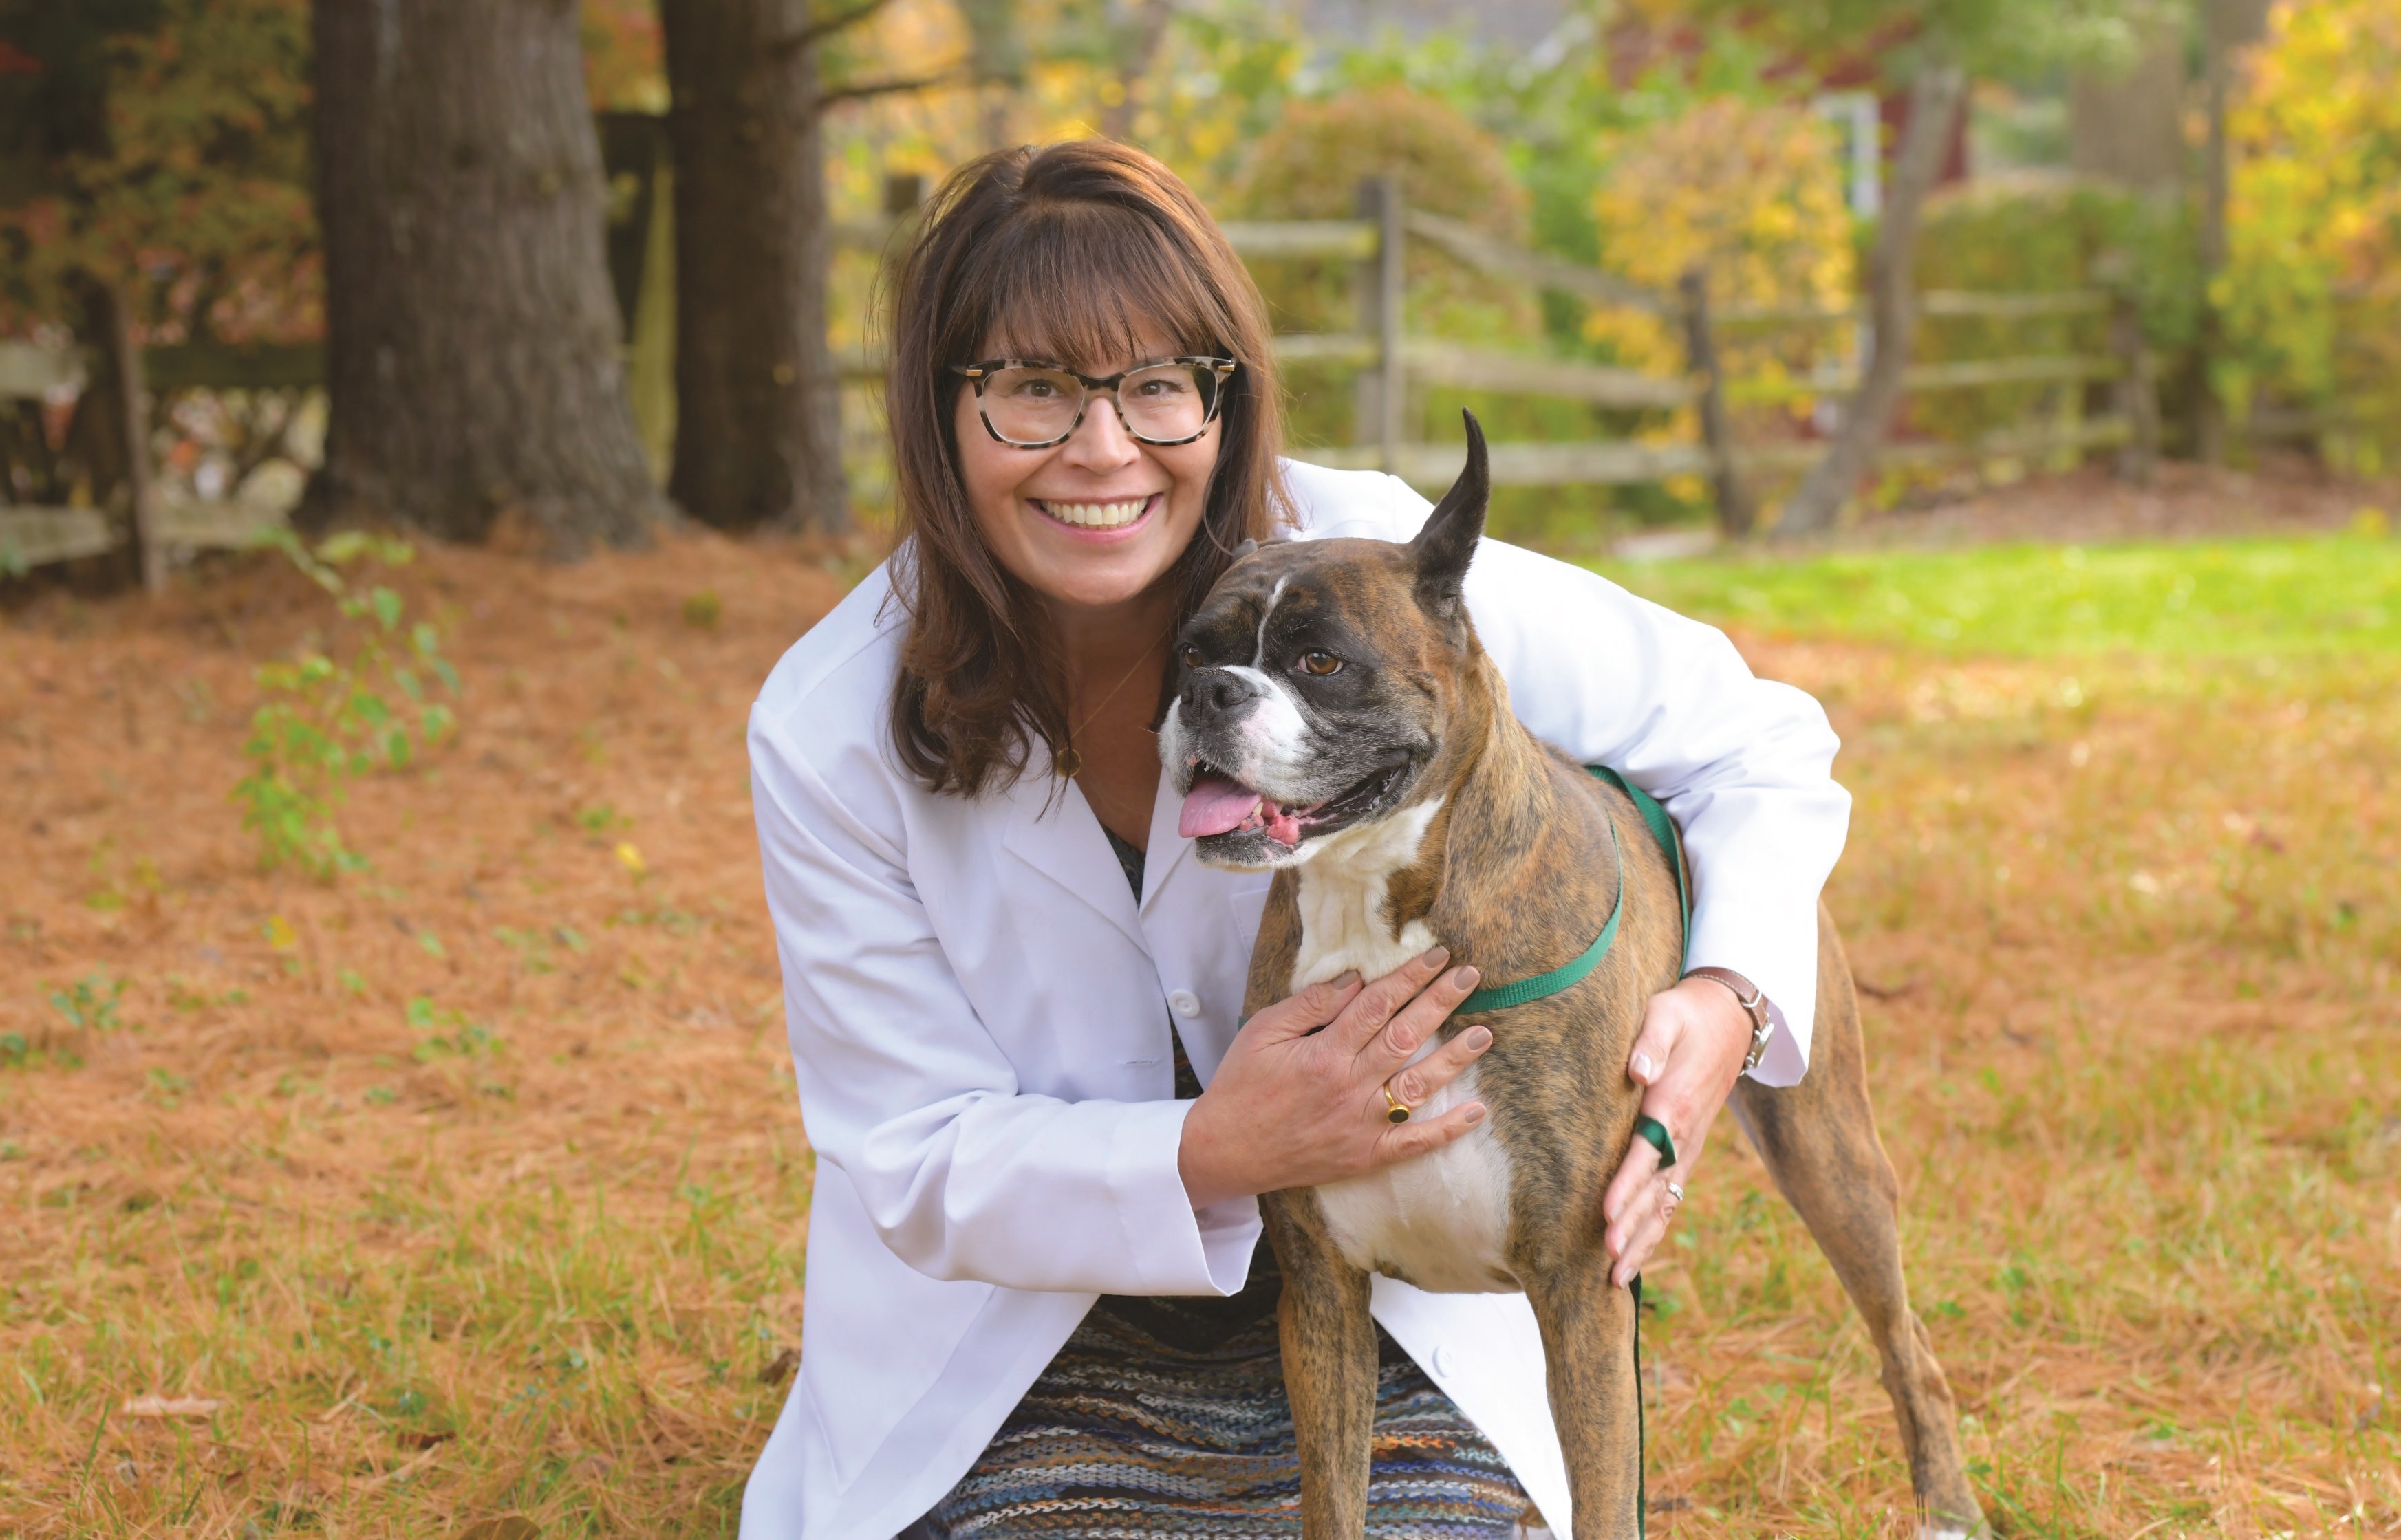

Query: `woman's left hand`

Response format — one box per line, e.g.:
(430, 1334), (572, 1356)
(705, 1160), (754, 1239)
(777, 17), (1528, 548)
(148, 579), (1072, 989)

(1600, 976), (1755, 1286)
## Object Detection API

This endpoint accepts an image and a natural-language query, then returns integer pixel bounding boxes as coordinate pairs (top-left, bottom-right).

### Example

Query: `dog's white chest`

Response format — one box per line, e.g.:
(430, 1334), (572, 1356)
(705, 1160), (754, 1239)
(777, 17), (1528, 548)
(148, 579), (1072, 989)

(1315, 1061), (1518, 1292)
(1285, 801), (1517, 1294)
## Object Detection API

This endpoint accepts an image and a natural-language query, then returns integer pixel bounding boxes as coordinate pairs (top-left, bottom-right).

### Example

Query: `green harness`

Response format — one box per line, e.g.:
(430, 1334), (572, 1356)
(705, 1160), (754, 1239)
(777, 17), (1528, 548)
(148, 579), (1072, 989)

(1456, 765), (1689, 1016)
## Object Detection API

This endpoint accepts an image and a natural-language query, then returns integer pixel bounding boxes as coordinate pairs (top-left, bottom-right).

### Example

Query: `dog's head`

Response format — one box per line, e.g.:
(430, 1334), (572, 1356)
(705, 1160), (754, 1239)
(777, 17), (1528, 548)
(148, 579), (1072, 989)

(1163, 412), (1491, 870)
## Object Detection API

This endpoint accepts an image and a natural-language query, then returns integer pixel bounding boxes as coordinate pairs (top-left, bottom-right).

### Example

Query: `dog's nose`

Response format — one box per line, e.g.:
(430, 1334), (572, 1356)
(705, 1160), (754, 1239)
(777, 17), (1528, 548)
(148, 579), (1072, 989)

(1181, 666), (1258, 724)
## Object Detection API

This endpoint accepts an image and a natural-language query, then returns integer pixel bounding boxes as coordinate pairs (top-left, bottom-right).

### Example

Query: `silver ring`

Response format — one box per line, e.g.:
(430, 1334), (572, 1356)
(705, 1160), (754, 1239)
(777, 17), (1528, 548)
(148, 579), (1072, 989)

(1664, 1181), (1686, 1204)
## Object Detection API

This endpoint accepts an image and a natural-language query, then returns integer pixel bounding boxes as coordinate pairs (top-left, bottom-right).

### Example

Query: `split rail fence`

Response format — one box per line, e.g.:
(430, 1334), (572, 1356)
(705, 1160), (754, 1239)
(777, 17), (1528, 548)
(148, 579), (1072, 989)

(833, 173), (2162, 530)
(3, 171), (2171, 575)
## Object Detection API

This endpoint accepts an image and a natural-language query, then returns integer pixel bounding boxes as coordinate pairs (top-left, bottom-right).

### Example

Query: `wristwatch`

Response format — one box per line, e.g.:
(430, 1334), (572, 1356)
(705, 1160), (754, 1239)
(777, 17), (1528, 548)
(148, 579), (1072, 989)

(1683, 966), (1775, 1072)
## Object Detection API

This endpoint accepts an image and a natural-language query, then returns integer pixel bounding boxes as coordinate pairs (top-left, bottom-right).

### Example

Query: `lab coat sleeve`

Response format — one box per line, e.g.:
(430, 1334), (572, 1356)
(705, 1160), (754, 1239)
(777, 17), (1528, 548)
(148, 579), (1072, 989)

(1301, 467), (1846, 1085)
(749, 704), (1256, 1295)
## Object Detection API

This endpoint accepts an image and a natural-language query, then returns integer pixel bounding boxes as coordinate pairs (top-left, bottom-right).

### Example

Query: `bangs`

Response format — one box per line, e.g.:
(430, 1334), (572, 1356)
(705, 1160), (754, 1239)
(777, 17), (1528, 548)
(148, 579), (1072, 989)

(967, 200), (1240, 370)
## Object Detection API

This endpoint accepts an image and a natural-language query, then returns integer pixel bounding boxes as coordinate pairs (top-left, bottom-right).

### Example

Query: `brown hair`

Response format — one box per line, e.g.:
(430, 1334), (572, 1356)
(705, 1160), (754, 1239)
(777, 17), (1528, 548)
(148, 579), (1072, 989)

(883, 140), (1288, 797)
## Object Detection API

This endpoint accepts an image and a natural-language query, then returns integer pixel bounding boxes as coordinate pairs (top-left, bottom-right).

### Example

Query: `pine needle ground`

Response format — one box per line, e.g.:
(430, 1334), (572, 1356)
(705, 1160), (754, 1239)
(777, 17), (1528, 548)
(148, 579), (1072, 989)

(1, 525), (2393, 1537)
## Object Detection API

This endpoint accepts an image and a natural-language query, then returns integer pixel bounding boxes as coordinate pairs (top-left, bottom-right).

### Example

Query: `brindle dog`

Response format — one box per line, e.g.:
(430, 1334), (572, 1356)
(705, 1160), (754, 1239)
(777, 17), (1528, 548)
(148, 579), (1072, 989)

(1162, 417), (1984, 1539)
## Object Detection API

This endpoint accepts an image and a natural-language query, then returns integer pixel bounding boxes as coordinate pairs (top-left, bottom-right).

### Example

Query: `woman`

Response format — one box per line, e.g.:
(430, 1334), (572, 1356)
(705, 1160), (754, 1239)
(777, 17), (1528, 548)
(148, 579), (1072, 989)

(742, 141), (1846, 1539)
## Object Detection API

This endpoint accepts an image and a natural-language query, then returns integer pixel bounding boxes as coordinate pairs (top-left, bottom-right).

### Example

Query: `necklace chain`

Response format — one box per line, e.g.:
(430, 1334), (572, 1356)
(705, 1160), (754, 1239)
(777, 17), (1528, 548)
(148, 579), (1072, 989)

(1056, 619), (1175, 779)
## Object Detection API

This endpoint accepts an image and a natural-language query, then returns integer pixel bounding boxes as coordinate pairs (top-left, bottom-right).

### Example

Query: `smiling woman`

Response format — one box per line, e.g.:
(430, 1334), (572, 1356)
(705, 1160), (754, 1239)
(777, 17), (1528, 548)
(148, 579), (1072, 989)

(741, 140), (1851, 1540)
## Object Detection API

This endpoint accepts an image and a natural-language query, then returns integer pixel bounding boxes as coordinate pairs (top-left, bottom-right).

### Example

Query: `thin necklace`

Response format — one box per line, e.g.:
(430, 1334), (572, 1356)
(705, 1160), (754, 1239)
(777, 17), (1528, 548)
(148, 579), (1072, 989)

(1055, 620), (1175, 779)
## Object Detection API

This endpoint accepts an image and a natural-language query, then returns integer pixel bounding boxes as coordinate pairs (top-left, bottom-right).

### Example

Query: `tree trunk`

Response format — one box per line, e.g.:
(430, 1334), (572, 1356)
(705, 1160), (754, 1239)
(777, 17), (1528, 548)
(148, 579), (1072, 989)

(1776, 65), (1966, 540)
(2069, 14), (2186, 194)
(660, 0), (850, 535)
(1100, 0), (1176, 144)
(305, 0), (663, 556)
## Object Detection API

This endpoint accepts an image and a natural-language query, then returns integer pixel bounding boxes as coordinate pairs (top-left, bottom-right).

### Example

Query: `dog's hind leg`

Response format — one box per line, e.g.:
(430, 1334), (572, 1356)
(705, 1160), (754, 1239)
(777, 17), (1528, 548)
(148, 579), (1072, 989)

(1523, 1252), (1643, 1539)
(1265, 1191), (1379, 1540)
(1730, 909), (1986, 1539)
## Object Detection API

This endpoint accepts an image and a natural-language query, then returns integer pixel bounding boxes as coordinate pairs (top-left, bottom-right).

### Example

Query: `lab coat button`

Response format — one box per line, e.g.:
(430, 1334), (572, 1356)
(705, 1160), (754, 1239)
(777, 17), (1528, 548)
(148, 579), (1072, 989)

(1167, 989), (1203, 1019)
(1431, 1345), (1456, 1376)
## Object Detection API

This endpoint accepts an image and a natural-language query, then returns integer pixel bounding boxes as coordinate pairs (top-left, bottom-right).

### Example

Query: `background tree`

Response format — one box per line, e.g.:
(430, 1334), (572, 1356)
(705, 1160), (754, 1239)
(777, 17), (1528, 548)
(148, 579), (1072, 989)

(659, 0), (958, 538)
(305, 0), (661, 557)
(0, 0), (313, 585)
(1728, 0), (2148, 536)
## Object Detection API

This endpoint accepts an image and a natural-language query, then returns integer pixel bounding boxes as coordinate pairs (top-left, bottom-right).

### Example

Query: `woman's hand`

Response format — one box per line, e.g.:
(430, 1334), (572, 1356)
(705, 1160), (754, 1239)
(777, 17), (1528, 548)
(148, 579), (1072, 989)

(1600, 976), (1754, 1286)
(1178, 948), (1494, 1211)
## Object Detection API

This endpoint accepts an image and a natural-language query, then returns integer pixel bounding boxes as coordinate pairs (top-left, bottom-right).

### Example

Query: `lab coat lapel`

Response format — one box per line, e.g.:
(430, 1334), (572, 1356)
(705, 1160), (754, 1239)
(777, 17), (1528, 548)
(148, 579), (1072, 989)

(998, 763), (1147, 952)
(1138, 761), (1190, 912)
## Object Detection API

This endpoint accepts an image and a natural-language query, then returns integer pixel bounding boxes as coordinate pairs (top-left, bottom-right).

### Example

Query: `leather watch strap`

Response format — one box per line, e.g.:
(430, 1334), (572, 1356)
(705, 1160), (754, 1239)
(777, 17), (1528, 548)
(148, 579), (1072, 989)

(1683, 966), (1774, 1071)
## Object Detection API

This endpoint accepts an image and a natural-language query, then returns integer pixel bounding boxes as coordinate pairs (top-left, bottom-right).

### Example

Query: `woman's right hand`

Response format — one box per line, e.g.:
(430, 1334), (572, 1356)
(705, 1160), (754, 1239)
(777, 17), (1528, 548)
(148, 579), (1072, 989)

(1176, 947), (1494, 1210)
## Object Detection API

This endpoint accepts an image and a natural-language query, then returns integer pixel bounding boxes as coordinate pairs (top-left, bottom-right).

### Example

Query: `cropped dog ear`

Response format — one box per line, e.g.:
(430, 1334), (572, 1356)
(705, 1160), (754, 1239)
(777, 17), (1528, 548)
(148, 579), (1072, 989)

(1409, 410), (1488, 626)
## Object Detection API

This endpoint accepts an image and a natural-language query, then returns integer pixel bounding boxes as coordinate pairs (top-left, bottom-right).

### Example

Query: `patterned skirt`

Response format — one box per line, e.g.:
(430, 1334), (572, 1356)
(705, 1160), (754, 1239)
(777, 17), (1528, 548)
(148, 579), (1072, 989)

(916, 1245), (1531, 1539)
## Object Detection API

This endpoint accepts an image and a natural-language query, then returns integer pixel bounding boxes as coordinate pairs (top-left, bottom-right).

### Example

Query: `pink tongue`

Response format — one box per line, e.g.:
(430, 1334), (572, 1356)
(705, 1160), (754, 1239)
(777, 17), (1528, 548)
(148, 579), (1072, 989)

(1179, 774), (1264, 838)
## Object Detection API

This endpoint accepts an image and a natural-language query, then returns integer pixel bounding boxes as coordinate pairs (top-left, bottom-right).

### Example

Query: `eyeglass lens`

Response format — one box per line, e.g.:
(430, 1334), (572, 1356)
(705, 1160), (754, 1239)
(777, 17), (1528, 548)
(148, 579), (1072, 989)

(981, 362), (1217, 445)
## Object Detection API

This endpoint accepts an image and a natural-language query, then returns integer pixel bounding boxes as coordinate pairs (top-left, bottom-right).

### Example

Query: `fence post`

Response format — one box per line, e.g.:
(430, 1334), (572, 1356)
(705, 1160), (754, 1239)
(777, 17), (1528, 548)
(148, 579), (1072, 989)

(91, 282), (165, 594)
(2107, 283), (2158, 484)
(1355, 175), (1406, 475)
(1678, 266), (1754, 538)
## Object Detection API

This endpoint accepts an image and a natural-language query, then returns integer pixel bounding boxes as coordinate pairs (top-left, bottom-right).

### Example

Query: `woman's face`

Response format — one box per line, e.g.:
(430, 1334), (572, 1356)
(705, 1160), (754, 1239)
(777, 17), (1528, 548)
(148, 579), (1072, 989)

(952, 329), (1223, 616)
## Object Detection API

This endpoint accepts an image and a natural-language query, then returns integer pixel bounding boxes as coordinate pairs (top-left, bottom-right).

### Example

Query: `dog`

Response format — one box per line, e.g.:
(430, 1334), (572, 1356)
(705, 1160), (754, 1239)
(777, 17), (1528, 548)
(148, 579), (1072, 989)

(1161, 416), (1985, 1539)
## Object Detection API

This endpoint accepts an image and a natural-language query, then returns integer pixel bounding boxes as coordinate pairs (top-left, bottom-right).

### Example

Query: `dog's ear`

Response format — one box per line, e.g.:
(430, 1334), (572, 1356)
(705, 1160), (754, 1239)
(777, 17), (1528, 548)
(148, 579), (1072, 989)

(1232, 537), (1259, 559)
(1408, 410), (1488, 626)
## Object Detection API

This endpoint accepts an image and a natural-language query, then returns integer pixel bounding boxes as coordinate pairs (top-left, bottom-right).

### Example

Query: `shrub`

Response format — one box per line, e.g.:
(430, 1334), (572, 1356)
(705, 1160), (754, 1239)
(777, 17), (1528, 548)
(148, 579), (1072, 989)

(2220, 0), (2401, 468)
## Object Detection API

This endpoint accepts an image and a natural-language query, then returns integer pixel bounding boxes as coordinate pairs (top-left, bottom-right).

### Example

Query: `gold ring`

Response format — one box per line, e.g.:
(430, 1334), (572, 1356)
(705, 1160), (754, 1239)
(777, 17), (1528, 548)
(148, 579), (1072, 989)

(1381, 1084), (1412, 1125)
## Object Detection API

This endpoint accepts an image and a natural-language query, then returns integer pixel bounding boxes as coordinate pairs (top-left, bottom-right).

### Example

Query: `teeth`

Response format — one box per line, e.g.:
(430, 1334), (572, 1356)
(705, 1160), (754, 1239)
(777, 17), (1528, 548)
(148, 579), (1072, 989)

(1042, 498), (1149, 529)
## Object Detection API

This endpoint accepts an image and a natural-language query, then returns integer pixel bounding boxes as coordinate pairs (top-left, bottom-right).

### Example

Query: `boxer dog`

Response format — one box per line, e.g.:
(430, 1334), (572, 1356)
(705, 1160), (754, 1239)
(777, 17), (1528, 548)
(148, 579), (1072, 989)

(1162, 415), (1985, 1539)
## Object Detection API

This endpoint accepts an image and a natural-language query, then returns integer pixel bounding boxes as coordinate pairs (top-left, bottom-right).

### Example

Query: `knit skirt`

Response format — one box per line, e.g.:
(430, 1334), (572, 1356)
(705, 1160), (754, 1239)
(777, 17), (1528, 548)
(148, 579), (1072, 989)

(916, 1247), (1531, 1539)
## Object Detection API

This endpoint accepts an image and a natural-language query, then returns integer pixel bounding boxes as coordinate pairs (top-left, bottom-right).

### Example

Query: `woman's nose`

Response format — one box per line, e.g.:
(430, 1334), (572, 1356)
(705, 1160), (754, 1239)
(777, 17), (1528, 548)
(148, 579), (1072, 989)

(1059, 389), (1142, 470)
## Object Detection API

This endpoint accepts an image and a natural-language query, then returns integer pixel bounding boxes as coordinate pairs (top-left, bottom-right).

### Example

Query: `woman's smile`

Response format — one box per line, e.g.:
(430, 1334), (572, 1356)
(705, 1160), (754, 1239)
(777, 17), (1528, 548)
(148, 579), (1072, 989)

(1030, 491), (1161, 534)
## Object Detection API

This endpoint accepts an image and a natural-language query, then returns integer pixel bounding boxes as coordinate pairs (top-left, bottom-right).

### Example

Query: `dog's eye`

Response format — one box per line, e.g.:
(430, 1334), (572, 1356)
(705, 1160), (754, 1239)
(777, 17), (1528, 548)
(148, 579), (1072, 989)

(1297, 651), (1343, 676)
(1179, 644), (1206, 669)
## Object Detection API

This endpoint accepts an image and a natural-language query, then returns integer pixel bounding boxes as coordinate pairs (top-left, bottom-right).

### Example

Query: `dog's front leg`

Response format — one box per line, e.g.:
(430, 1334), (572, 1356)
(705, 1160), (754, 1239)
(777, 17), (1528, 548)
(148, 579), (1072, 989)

(1264, 1188), (1378, 1539)
(1525, 1249), (1644, 1539)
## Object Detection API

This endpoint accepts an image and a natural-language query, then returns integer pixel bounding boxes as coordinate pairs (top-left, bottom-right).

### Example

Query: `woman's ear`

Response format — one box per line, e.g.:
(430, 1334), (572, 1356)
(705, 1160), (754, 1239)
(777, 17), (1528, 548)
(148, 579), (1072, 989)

(1409, 410), (1489, 625)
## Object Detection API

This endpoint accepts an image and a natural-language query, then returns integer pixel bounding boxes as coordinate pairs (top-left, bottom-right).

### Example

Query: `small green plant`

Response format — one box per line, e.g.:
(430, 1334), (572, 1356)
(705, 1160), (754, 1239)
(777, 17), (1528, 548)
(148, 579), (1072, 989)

(233, 531), (461, 878)
(49, 973), (131, 1033)
(405, 996), (498, 1062)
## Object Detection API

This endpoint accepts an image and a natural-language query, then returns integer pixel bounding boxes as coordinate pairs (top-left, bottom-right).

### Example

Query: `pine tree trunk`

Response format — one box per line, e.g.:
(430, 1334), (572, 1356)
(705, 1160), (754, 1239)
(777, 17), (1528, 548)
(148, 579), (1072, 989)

(660, 0), (850, 535)
(1776, 65), (1966, 539)
(305, 0), (663, 556)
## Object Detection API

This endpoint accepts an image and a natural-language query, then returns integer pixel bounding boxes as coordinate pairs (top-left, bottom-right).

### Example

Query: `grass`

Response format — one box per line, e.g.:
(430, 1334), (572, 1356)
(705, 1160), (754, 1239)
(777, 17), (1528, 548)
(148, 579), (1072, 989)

(3, 524), (2397, 1537)
(1600, 534), (2401, 657)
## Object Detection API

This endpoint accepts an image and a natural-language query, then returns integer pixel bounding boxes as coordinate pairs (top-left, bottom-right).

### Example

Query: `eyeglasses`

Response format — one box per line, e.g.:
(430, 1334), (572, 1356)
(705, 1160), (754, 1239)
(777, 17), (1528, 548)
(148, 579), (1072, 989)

(950, 356), (1239, 449)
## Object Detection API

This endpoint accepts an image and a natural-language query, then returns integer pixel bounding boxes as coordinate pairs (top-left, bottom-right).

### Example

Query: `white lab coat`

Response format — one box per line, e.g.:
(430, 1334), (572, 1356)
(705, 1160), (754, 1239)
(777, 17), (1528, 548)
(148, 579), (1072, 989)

(740, 461), (1849, 1539)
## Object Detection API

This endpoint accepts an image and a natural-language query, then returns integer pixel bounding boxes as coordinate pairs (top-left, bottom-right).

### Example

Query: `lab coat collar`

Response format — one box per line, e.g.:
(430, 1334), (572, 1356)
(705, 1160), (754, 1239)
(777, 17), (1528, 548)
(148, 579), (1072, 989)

(998, 755), (1201, 948)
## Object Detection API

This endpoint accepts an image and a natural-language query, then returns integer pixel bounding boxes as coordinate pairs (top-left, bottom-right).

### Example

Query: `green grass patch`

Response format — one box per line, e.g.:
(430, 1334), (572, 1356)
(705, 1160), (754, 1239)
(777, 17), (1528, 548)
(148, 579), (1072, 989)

(1597, 534), (2401, 656)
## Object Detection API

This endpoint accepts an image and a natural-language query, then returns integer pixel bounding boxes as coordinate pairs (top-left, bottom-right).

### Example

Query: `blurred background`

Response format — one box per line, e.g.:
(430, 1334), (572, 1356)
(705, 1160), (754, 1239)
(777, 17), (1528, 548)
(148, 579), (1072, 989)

(0, 3), (2395, 1537)
(0, 0), (2395, 563)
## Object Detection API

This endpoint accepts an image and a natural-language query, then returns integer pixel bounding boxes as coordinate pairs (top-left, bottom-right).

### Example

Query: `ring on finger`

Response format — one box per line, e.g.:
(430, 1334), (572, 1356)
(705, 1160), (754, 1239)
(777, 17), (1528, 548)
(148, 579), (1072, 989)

(1381, 1083), (1412, 1125)
(1664, 1180), (1685, 1205)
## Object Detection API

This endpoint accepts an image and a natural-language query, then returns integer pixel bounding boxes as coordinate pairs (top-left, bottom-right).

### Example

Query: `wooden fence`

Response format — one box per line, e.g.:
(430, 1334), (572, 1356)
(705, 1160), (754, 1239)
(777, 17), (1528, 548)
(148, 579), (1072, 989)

(2, 172), (2173, 576)
(832, 174), (2162, 527)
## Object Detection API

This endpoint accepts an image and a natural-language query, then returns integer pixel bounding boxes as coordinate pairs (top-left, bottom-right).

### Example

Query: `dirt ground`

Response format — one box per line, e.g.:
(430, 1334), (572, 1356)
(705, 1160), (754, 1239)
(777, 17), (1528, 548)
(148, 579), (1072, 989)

(1, 490), (2394, 1537)
(1842, 453), (2393, 547)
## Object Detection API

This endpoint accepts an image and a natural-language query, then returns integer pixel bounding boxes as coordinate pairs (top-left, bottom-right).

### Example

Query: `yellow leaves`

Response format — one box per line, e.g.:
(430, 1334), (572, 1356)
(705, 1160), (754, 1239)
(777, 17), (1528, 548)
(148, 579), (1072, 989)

(262, 914), (299, 951)
(2220, 0), (2401, 415)
(1586, 98), (1855, 382)
(614, 843), (648, 880)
